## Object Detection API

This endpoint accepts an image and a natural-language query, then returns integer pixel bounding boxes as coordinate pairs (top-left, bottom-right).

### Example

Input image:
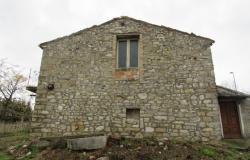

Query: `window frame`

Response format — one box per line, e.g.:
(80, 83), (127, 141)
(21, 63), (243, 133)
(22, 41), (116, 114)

(116, 36), (139, 69)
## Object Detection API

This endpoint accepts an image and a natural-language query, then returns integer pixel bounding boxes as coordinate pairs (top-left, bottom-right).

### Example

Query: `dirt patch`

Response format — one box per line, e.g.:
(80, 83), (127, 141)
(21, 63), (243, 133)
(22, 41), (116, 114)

(1, 132), (250, 160)
(36, 137), (250, 160)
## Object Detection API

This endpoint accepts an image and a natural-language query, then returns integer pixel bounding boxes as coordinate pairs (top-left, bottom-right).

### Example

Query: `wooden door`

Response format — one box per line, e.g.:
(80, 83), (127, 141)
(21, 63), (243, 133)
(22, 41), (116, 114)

(219, 101), (241, 138)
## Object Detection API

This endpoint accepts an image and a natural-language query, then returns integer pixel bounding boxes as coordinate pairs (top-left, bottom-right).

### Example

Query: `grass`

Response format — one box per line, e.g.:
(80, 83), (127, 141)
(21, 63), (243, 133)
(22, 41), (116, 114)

(0, 130), (29, 150)
(199, 146), (217, 158)
(0, 130), (35, 160)
(15, 145), (38, 160)
(24, 145), (38, 160)
(0, 152), (12, 160)
(0, 145), (38, 160)
(221, 139), (250, 149)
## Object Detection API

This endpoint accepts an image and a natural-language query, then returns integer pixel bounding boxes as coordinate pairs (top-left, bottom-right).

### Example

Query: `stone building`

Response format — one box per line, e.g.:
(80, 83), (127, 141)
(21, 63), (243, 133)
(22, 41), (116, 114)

(31, 16), (241, 141)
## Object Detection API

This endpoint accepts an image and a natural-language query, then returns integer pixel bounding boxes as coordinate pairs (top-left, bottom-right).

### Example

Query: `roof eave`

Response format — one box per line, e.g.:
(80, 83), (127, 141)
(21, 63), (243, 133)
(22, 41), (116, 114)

(26, 86), (37, 93)
(218, 95), (247, 100)
(38, 16), (215, 49)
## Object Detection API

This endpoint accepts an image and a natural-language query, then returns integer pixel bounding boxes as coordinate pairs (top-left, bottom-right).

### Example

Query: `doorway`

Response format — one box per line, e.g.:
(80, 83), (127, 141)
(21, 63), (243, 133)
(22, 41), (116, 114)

(219, 101), (242, 138)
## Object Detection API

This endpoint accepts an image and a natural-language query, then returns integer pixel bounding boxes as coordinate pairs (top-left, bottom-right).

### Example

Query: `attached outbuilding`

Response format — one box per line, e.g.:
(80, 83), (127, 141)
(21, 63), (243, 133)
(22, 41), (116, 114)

(217, 86), (250, 139)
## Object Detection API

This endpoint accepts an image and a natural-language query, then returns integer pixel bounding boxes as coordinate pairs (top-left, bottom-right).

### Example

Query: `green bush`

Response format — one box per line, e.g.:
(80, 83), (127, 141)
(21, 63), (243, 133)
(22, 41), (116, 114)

(0, 99), (31, 122)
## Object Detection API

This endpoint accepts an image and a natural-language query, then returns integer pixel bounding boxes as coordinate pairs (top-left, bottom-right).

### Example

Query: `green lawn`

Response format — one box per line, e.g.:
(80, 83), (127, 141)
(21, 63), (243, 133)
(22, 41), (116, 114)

(0, 152), (12, 160)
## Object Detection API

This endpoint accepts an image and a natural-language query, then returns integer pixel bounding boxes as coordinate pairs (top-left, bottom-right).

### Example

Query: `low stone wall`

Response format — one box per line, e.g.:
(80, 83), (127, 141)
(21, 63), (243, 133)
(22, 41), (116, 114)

(0, 122), (30, 133)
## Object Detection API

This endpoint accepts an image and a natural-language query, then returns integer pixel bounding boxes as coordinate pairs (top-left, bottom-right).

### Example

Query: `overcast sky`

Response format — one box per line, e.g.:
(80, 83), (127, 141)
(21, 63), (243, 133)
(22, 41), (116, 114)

(0, 0), (249, 92)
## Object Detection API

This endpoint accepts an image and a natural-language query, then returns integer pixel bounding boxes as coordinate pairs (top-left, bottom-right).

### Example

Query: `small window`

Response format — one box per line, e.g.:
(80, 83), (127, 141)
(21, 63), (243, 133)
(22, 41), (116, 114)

(126, 108), (140, 120)
(117, 36), (138, 69)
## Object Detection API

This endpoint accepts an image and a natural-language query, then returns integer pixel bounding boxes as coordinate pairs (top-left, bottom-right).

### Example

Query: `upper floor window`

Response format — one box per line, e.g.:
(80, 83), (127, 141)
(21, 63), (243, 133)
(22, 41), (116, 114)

(117, 35), (139, 69)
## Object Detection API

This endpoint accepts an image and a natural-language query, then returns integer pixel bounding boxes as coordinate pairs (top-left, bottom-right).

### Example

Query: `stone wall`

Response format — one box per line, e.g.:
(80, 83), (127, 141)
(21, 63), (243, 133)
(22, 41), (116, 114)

(32, 17), (222, 141)
(241, 98), (250, 137)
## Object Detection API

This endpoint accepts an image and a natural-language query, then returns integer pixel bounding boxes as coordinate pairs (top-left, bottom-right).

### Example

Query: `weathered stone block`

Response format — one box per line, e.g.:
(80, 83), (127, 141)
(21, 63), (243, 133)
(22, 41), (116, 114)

(138, 93), (147, 99)
(96, 126), (104, 131)
(97, 157), (109, 160)
(67, 136), (107, 150)
(154, 116), (167, 120)
(145, 127), (154, 133)
(155, 128), (166, 132)
(36, 140), (50, 150)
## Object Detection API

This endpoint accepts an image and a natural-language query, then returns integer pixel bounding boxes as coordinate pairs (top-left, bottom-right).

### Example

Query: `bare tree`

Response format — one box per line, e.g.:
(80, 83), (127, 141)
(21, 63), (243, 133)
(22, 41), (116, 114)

(0, 59), (27, 104)
(0, 59), (31, 121)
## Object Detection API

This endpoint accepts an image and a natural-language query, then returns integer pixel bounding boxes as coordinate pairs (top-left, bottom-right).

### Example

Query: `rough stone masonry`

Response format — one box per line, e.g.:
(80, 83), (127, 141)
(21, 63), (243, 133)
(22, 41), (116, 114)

(32, 16), (222, 141)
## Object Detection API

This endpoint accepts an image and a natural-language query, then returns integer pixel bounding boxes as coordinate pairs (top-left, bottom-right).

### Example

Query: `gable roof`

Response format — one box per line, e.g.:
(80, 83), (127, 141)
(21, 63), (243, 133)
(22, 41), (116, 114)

(217, 85), (250, 99)
(39, 16), (215, 49)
